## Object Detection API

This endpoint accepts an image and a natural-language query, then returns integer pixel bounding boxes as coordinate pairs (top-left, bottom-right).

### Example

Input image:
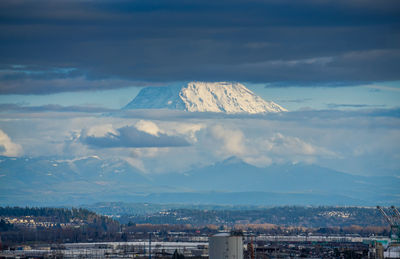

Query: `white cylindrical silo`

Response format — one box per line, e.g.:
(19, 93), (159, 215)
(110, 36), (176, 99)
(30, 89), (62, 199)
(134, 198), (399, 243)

(209, 233), (243, 259)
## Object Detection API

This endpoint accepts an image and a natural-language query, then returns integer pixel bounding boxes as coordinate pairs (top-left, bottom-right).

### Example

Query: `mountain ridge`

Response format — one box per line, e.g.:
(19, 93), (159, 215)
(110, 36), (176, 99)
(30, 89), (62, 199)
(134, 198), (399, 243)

(124, 81), (287, 113)
(0, 155), (398, 206)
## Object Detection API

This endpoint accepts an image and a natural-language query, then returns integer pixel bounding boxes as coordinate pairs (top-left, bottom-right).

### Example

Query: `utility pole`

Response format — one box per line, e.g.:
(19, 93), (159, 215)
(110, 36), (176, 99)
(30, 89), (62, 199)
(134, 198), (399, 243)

(149, 232), (152, 259)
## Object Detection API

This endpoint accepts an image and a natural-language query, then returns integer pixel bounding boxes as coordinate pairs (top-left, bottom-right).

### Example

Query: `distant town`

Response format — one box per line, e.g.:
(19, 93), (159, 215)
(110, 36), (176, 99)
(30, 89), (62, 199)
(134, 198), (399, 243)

(1, 205), (399, 258)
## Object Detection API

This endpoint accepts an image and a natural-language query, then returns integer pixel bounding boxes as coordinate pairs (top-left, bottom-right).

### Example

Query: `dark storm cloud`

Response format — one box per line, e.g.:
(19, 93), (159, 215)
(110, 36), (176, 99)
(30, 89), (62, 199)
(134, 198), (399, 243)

(80, 125), (190, 148)
(0, 65), (150, 94)
(1, 0), (400, 94)
(0, 103), (116, 113)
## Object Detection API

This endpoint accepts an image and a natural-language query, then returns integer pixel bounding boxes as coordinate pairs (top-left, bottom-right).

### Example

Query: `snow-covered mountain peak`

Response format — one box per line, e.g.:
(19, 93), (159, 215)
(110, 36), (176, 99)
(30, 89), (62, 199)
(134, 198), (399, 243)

(124, 81), (287, 114)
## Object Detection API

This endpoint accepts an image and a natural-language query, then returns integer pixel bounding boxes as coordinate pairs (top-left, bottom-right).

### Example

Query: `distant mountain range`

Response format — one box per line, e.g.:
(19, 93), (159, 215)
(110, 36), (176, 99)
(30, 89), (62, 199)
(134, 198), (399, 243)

(154, 157), (399, 206)
(1, 155), (398, 206)
(123, 81), (287, 113)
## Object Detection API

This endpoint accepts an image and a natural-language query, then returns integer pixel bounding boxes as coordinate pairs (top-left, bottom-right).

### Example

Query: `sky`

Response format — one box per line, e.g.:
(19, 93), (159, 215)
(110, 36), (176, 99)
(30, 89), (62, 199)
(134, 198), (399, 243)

(0, 0), (399, 181)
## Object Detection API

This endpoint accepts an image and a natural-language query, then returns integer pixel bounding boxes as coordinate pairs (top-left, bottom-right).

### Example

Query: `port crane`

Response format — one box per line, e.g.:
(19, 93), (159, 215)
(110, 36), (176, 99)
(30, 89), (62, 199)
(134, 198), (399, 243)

(377, 206), (400, 243)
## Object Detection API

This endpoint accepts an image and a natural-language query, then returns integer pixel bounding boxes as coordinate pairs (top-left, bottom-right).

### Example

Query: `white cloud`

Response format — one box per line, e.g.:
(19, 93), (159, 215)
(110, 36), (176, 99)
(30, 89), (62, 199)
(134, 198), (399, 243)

(198, 121), (338, 167)
(259, 132), (337, 165)
(209, 124), (246, 157)
(0, 129), (23, 157)
(267, 133), (316, 155)
(85, 124), (118, 137)
(201, 124), (338, 168)
(164, 122), (205, 142)
(135, 120), (162, 136)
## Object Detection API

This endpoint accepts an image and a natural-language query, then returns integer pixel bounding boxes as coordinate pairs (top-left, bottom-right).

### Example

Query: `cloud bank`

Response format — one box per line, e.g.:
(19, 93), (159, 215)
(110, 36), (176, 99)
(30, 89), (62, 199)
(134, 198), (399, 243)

(1, 0), (399, 94)
(79, 121), (190, 148)
(0, 107), (398, 175)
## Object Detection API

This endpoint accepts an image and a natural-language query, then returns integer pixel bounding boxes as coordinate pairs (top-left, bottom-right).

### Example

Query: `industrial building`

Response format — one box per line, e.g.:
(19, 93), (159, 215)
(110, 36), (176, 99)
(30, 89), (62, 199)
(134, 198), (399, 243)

(209, 232), (243, 259)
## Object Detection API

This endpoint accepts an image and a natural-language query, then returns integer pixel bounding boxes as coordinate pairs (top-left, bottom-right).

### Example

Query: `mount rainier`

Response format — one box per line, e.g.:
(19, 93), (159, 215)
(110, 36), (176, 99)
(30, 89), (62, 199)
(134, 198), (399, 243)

(124, 82), (287, 113)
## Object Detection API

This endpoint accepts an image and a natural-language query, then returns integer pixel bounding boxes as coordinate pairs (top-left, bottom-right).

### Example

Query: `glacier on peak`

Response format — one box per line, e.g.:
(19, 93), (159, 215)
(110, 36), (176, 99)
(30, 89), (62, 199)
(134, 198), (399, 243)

(123, 81), (287, 114)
